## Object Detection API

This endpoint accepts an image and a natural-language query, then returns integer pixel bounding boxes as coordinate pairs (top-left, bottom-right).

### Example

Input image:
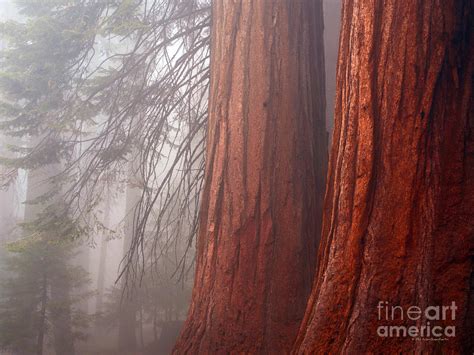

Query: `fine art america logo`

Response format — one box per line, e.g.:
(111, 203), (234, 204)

(377, 301), (457, 341)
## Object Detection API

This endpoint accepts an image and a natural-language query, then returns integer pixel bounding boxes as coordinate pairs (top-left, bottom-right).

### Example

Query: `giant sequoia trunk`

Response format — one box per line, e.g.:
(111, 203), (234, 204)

(294, 0), (474, 353)
(174, 0), (327, 353)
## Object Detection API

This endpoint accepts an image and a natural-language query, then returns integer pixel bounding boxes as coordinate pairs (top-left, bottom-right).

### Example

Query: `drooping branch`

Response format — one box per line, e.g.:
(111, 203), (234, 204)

(0, 0), (212, 286)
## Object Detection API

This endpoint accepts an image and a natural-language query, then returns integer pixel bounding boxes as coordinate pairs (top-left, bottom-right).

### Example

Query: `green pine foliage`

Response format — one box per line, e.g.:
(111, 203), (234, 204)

(0, 0), (103, 171)
(0, 236), (91, 353)
(0, 2), (100, 353)
(0, 0), (209, 351)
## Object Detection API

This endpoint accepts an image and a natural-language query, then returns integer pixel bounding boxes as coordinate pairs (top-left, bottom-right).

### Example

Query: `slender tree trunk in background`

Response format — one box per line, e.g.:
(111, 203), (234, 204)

(174, 0), (327, 353)
(294, 0), (474, 353)
(0, 148), (17, 242)
(24, 156), (57, 222)
(24, 149), (75, 354)
(75, 124), (92, 315)
(139, 307), (144, 349)
(51, 266), (75, 355)
(95, 194), (111, 314)
(322, 0), (341, 135)
(36, 273), (48, 355)
(117, 163), (139, 351)
(77, 242), (91, 314)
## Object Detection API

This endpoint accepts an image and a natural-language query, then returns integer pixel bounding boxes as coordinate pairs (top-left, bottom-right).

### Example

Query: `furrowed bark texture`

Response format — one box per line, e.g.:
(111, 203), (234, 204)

(294, 0), (474, 353)
(174, 0), (327, 353)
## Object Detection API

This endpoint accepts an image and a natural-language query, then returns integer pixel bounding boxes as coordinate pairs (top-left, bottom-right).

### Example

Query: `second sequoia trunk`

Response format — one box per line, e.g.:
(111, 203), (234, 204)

(295, 0), (474, 353)
(174, 0), (327, 353)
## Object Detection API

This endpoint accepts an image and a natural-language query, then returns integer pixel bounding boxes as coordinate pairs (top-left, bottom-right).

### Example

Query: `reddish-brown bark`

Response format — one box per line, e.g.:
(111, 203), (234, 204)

(294, 0), (474, 353)
(173, 0), (327, 353)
